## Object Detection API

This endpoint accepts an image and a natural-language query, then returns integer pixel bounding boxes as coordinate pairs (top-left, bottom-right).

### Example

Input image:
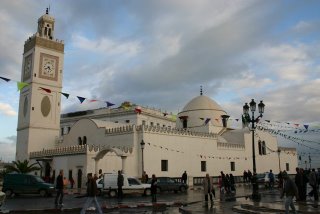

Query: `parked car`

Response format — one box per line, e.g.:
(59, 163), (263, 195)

(256, 172), (278, 188)
(101, 173), (151, 197)
(2, 173), (55, 197)
(148, 177), (188, 193)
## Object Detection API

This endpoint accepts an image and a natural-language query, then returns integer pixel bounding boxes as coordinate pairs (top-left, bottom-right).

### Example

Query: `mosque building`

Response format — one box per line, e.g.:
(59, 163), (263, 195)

(16, 11), (297, 188)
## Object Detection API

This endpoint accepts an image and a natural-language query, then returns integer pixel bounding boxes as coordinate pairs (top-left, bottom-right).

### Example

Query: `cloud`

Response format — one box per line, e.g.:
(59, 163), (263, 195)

(0, 103), (17, 116)
(0, 135), (16, 162)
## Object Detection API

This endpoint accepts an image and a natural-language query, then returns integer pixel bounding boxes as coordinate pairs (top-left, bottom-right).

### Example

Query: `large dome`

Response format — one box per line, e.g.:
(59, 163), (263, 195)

(181, 95), (225, 113)
(177, 95), (227, 129)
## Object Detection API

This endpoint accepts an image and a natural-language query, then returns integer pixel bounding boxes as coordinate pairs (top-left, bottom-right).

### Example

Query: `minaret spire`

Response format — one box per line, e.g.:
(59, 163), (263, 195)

(200, 86), (203, 95)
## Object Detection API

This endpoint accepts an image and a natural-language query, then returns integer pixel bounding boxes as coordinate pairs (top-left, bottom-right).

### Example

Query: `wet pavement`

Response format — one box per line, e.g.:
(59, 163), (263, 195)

(0, 184), (319, 213)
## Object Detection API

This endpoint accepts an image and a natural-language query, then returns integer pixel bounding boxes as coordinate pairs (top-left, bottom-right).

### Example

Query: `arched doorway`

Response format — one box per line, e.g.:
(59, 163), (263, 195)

(94, 148), (128, 174)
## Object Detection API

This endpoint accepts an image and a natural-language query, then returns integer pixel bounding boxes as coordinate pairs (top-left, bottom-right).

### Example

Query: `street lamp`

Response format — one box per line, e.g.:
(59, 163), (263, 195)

(309, 154), (311, 169)
(140, 140), (145, 177)
(243, 99), (265, 201)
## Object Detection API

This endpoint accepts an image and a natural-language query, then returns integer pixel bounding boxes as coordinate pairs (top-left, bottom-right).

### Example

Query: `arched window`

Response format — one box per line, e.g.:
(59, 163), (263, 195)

(44, 27), (47, 36)
(183, 119), (188, 128)
(78, 137), (82, 145)
(262, 141), (266, 155)
(83, 136), (87, 145)
(258, 140), (262, 155)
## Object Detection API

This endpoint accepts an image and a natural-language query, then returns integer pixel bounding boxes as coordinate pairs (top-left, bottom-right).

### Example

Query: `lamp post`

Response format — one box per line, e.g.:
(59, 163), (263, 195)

(243, 99), (265, 201)
(309, 154), (311, 169)
(140, 140), (145, 177)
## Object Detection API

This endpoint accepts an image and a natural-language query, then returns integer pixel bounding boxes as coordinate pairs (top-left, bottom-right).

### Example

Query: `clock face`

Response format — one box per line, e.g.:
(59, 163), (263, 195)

(39, 53), (59, 81)
(23, 54), (32, 81)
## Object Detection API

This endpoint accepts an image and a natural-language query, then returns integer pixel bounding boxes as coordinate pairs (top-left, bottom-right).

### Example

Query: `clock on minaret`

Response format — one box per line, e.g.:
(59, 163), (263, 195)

(16, 9), (64, 161)
(39, 53), (59, 81)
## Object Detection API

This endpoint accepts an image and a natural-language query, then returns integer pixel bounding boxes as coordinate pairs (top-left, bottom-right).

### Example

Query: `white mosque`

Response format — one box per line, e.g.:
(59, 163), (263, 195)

(16, 11), (297, 188)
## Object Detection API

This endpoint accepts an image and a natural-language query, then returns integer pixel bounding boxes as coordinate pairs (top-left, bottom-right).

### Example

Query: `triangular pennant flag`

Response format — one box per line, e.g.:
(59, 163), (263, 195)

(235, 119), (239, 122)
(205, 118), (211, 125)
(0, 76), (10, 82)
(90, 99), (98, 102)
(294, 124), (299, 128)
(60, 92), (70, 99)
(265, 120), (270, 123)
(304, 125), (309, 130)
(17, 82), (29, 91)
(39, 87), (51, 93)
(77, 96), (86, 104)
(135, 108), (142, 114)
(199, 118), (204, 120)
(106, 102), (115, 107)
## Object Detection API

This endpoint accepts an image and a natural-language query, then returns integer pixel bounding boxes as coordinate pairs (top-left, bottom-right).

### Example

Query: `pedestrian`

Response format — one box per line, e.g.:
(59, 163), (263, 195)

(268, 170), (275, 190)
(294, 167), (303, 201)
(280, 172), (299, 214)
(182, 171), (188, 184)
(243, 170), (248, 183)
(142, 171), (148, 183)
(247, 170), (252, 183)
(229, 173), (236, 192)
(117, 170), (124, 199)
(80, 173), (103, 214)
(69, 176), (75, 189)
(225, 174), (231, 194)
(203, 173), (214, 203)
(218, 176), (224, 194)
(301, 168), (308, 201)
(54, 170), (64, 206)
(308, 168), (319, 201)
(278, 171), (283, 189)
(98, 169), (103, 179)
(93, 174), (98, 181)
(151, 174), (157, 202)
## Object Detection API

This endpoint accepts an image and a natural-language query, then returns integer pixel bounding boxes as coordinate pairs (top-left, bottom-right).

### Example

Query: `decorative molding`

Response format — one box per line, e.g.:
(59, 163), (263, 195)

(30, 145), (87, 159)
(24, 34), (64, 53)
(217, 142), (245, 150)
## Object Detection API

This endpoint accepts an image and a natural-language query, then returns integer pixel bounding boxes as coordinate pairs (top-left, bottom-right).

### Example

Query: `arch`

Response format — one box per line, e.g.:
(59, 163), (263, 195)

(94, 147), (127, 161)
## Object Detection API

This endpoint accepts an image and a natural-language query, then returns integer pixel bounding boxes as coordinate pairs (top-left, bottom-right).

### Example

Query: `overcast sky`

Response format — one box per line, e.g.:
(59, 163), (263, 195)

(0, 0), (319, 166)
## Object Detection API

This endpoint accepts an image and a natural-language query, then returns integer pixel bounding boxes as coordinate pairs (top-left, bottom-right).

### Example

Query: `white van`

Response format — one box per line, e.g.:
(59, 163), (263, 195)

(102, 173), (151, 197)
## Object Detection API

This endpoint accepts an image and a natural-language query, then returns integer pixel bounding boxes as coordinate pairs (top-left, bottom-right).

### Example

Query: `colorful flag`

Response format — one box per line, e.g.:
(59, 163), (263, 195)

(39, 87), (51, 93)
(17, 82), (29, 91)
(60, 92), (70, 99)
(106, 102), (115, 107)
(77, 96), (86, 104)
(0, 77), (10, 82)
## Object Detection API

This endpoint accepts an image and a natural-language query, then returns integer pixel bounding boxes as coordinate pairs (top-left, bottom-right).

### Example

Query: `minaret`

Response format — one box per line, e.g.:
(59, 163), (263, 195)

(16, 9), (64, 161)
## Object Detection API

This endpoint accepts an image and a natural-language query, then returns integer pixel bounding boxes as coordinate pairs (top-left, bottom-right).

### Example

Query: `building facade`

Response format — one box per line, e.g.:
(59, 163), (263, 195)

(17, 11), (298, 188)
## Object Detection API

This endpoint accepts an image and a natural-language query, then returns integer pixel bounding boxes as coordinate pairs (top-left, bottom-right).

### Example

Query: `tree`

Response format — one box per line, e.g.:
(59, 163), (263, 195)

(4, 160), (40, 174)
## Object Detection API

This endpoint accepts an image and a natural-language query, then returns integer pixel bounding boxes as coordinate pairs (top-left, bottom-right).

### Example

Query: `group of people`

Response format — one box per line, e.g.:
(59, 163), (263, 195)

(279, 167), (319, 214)
(218, 171), (236, 194)
(243, 170), (253, 183)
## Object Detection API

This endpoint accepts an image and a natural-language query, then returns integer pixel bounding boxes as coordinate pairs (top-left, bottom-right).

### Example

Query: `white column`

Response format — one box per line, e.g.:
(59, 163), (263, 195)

(94, 159), (99, 175)
(121, 156), (127, 174)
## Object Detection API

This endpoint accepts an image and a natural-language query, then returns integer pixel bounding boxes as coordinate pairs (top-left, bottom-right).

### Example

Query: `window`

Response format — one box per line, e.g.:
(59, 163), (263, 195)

(150, 122), (154, 126)
(142, 120), (146, 125)
(68, 127), (71, 133)
(262, 141), (266, 155)
(161, 160), (168, 171)
(68, 170), (72, 180)
(125, 120), (130, 123)
(128, 178), (140, 185)
(78, 137), (82, 145)
(114, 121), (118, 123)
(61, 128), (64, 136)
(83, 136), (87, 145)
(286, 163), (290, 171)
(258, 140), (262, 155)
(201, 161), (206, 172)
(230, 162), (235, 171)
(157, 123), (160, 126)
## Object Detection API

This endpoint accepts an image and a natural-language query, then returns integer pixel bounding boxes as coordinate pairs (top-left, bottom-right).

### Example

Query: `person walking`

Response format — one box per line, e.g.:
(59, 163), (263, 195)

(54, 170), (64, 206)
(243, 170), (248, 183)
(294, 167), (303, 201)
(117, 170), (124, 200)
(182, 171), (188, 184)
(69, 176), (75, 189)
(280, 172), (299, 214)
(80, 173), (103, 214)
(151, 174), (157, 202)
(308, 168), (319, 201)
(203, 173), (214, 203)
(229, 173), (236, 192)
(268, 170), (275, 190)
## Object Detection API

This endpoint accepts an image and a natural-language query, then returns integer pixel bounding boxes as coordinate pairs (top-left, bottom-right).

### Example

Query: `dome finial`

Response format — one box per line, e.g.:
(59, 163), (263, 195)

(200, 86), (203, 95)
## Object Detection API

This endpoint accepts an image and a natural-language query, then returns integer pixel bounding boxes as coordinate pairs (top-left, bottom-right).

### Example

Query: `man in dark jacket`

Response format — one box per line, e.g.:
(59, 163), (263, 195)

(80, 173), (102, 214)
(55, 170), (64, 206)
(117, 170), (124, 199)
(281, 172), (299, 214)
